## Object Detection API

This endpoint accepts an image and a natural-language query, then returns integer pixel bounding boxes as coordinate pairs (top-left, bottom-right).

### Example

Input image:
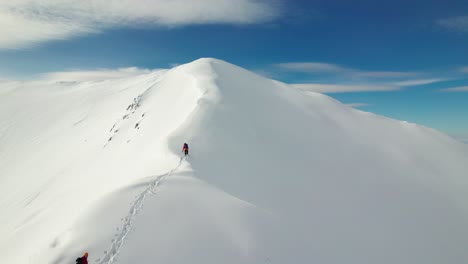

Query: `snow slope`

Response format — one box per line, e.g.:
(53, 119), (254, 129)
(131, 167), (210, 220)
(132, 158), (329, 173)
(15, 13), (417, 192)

(0, 58), (467, 264)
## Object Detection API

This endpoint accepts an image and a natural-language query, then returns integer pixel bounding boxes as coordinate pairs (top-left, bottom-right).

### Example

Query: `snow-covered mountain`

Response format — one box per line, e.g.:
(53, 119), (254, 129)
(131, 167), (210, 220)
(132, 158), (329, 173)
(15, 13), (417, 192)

(1, 58), (467, 264)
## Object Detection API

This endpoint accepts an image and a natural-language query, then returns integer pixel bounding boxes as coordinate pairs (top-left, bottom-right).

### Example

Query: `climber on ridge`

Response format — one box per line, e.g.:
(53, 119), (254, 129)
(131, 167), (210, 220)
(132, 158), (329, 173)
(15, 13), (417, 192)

(182, 142), (189, 156)
(76, 252), (88, 264)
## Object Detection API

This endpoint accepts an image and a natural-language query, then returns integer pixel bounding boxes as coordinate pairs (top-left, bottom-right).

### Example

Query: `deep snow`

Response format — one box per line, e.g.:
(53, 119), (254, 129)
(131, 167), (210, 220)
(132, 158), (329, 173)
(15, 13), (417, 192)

(0, 58), (467, 264)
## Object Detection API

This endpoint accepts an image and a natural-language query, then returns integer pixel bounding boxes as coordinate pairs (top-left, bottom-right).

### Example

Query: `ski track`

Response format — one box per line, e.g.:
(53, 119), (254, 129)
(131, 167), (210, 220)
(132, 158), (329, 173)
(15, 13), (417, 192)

(97, 156), (185, 264)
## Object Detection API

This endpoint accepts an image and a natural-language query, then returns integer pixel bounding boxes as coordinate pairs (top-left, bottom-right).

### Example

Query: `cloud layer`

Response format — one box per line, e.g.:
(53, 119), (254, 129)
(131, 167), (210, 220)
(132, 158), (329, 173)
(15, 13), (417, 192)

(278, 62), (449, 93)
(346, 103), (370, 108)
(437, 16), (468, 33)
(276, 62), (417, 79)
(40, 67), (154, 82)
(0, 0), (282, 49)
(291, 83), (398, 93)
(440, 86), (468, 92)
(392, 78), (447, 86)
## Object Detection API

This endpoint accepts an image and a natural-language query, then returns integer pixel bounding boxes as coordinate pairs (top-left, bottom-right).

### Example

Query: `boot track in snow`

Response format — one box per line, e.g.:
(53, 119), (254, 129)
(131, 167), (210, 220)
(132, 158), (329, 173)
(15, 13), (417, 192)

(97, 156), (185, 264)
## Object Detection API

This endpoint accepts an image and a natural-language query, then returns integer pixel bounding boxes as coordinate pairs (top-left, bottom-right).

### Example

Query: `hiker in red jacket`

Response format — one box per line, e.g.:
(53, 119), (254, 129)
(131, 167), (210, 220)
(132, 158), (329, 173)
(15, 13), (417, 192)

(182, 143), (189, 156)
(76, 252), (88, 264)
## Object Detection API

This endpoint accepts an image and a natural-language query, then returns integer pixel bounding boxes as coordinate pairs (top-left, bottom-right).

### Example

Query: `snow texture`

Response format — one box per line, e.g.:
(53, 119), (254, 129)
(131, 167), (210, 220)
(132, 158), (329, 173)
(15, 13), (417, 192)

(0, 58), (468, 264)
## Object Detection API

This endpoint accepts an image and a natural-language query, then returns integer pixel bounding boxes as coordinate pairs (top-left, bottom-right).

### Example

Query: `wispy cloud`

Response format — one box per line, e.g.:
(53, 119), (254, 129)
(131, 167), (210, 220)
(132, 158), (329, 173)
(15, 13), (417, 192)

(458, 138), (468, 144)
(289, 78), (448, 94)
(449, 133), (468, 144)
(0, 6), (96, 50)
(460, 67), (468, 73)
(0, 0), (282, 49)
(393, 78), (447, 86)
(291, 83), (399, 93)
(276, 61), (452, 93)
(439, 86), (468, 92)
(346, 103), (370, 108)
(277, 62), (347, 74)
(352, 71), (416, 79)
(437, 16), (468, 33)
(276, 62), (417, 79)
(40, 67), (154, 82)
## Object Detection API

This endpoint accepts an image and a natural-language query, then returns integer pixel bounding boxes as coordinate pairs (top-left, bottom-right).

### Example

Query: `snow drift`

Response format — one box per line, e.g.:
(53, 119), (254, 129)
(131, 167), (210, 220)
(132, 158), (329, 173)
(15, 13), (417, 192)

(0, 58), (467, 264)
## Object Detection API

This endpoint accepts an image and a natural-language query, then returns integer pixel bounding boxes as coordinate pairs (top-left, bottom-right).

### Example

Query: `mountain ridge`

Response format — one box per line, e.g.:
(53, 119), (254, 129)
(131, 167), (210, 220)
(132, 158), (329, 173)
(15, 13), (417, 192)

(0, 58), (467, 264)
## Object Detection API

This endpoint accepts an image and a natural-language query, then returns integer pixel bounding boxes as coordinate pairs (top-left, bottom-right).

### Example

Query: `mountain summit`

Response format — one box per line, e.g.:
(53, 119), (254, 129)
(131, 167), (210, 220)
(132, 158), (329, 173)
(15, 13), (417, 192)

(1, 58), (467, 264)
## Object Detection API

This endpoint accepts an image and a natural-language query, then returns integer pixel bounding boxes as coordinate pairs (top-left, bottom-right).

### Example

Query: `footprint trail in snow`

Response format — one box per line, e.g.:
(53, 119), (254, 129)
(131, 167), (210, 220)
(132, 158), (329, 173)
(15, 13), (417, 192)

(97, 156), (186, 264)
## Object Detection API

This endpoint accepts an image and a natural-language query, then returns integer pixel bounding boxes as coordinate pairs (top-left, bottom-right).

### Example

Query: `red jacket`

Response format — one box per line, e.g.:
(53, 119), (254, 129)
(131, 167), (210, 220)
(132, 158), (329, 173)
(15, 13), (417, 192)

(79, 256), (88, 264)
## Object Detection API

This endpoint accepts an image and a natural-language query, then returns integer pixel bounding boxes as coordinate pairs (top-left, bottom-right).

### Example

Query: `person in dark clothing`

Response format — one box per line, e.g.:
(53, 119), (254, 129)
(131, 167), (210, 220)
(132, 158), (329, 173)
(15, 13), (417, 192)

(76, 252), (88, 264)
(182, 143), (189, 156)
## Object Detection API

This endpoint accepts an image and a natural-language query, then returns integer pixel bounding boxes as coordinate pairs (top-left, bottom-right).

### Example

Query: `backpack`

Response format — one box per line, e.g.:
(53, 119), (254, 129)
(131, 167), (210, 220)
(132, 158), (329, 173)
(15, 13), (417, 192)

(76, 257), (83, 264)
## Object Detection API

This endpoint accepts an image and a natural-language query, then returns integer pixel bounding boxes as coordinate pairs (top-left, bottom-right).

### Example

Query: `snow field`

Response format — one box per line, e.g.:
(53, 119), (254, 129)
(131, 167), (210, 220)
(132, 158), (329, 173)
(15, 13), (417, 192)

(0, 58), (467, 264)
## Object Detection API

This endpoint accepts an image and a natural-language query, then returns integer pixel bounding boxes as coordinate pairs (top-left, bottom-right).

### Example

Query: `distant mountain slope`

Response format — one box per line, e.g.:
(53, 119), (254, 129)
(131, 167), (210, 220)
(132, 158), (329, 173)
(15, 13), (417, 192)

(0, 58), (467, 264)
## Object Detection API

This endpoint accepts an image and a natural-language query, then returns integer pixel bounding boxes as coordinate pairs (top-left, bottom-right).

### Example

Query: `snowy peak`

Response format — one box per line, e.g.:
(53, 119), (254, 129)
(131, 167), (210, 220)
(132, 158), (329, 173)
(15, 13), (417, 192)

(180, 57), (241, 71)
(1, 58), (468, 264)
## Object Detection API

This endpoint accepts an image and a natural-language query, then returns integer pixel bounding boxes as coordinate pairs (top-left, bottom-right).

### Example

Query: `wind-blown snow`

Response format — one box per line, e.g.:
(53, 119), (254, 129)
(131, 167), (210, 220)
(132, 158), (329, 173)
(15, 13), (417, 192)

(0, 58), (467, 264)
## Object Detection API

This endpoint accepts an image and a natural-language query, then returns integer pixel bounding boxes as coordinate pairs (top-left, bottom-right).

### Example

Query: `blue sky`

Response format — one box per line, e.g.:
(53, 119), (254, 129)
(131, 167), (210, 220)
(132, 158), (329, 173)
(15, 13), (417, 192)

(0, 0), (467, 139)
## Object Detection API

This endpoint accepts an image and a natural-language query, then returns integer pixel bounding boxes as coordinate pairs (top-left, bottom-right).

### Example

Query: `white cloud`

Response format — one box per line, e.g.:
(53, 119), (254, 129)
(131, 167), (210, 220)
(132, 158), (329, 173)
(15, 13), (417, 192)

(291, 83), (399, 93)
(277, 62), (348, 73)
(276, 62), (416, 79)
(289, 78), (449, 94)
(449, 133), (468, 144)
(437, 16), (468, 33)
(277, 62), (452, 93)
(393, 78), (447, 86)
(460, 67), (468, 73)
(0, 0), (282, 49)
(0, 6), (96, 49)
(346, 103), (370, 108)
(352, 71), (416, 78)
(40, 67), (154, 82)
(439, 86), (468, 92)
